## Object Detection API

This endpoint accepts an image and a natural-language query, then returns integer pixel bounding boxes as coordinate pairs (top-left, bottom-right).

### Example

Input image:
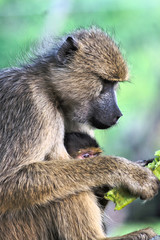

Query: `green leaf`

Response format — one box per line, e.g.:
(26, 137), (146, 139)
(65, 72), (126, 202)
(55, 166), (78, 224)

(104, 188), (136, 210)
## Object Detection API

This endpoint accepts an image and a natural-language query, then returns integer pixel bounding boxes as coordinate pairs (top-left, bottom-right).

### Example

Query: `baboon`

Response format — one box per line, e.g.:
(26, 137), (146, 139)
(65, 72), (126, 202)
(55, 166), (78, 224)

(64, 132), (108, 209)
(0, 27), (159, 240)
(64, 132), (102, 159)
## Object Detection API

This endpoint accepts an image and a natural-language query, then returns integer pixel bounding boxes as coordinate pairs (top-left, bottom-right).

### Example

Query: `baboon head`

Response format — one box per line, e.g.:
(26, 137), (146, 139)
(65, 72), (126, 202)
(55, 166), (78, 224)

(52, 27), (128, 130)
(64, 132), (102, 159)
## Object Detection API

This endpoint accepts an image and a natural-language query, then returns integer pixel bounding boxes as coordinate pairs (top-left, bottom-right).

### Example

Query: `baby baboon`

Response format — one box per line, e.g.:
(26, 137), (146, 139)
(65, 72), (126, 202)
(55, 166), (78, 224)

(0, 27), (159, 240)
(64, 132), (102, 159)
(64, 132), (109, 209)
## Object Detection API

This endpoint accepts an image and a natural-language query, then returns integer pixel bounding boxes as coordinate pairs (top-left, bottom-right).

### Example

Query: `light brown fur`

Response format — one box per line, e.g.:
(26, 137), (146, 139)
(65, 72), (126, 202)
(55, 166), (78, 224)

(0, 27), (158, 240)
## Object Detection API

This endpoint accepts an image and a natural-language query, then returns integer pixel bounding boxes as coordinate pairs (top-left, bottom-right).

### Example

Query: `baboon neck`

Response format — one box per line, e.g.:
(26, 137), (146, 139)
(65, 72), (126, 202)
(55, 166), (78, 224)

(65, 119), (95, 138)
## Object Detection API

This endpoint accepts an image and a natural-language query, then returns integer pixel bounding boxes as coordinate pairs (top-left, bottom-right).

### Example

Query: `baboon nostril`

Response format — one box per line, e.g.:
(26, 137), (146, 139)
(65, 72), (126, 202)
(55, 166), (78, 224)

(117, 113), (122, 120)
(113, 114), (122, 124)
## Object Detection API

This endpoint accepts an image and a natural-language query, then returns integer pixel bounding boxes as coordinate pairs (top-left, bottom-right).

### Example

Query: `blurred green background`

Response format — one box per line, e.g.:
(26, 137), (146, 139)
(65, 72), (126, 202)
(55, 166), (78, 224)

(0, 0), (160, 237)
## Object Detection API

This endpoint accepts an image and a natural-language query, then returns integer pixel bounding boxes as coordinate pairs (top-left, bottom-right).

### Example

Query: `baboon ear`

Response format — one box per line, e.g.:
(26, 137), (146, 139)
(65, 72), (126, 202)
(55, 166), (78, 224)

(56, 36), (78, 64)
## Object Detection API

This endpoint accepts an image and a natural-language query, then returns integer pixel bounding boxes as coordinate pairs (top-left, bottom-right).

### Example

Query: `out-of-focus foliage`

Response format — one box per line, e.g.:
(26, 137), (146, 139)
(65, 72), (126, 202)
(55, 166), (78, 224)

(0, 0), (51, 67)
(0, 0), (160, 227)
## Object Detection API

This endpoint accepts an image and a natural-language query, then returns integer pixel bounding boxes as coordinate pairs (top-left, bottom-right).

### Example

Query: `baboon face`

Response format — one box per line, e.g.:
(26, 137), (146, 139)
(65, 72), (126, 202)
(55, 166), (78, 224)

(61, 79), (122, 130)
(66, 80), (122, 130)
(89, 81), (122, 129)
(54, 27), (128, 130)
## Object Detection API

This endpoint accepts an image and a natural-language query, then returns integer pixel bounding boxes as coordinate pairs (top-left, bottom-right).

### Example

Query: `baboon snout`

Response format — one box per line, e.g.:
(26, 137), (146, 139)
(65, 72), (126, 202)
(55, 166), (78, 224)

(112, 111), (123, 124)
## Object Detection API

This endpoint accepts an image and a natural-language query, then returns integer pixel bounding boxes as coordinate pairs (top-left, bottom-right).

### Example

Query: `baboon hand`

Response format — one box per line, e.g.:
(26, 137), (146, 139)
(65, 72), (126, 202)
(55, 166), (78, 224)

(129, 227), (157, 240)
(93, 156), (159, 200)
(125, 165), (159, 200)
(101, 227), (157, 240)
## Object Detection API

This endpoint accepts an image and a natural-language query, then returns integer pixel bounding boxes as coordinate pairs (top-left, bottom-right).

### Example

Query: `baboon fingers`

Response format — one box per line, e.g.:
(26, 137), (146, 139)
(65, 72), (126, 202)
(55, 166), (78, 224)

(100, 228), (157, 240)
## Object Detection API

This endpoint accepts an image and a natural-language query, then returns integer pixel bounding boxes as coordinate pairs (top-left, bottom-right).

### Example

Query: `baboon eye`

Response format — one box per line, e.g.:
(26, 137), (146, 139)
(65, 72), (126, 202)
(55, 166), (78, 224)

(99, 77), (119, 94)
(100, 78), (109, 94)
(100, 77), (107, 84)
(100, 86), (105, 94)
(82, 153), (90, 158)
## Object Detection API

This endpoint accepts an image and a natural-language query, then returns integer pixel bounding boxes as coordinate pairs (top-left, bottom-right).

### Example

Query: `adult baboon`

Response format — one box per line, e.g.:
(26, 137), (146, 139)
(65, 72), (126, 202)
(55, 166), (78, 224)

(0, 27), (159, 240)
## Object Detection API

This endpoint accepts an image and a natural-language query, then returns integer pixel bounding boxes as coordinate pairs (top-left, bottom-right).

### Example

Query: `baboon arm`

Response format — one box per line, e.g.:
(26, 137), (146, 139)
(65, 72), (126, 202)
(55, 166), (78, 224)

(101, 227), (157, 240)
(0, 156), (158, 213)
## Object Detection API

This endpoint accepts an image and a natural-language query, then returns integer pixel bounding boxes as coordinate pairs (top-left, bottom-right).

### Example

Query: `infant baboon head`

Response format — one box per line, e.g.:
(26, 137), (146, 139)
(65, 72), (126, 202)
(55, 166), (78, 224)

(64, 132), (102, 159)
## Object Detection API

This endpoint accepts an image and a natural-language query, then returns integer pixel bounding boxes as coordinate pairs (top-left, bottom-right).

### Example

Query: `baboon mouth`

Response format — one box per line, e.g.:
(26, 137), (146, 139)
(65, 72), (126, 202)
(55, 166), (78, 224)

(89, 117), (113, 130)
